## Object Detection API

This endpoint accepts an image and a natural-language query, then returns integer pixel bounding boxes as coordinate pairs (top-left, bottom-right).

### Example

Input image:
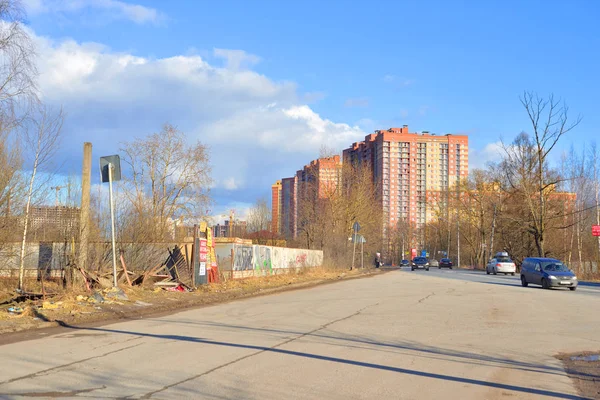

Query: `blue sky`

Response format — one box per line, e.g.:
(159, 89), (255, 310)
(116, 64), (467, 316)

(22, 0), (600, 220)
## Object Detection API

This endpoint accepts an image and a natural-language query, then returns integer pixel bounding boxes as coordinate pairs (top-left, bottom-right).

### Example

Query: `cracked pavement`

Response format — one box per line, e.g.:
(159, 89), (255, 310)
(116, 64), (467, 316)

(0, 270), (598, 399)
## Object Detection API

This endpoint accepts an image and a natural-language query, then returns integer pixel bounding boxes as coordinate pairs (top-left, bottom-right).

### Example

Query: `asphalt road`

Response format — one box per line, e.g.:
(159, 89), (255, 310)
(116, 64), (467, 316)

(1, 269), (599, 399)
(405, 267), (600, 297)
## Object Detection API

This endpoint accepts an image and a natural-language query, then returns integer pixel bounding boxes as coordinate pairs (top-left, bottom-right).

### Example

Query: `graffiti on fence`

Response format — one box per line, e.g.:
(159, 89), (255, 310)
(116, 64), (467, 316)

(233, 245), (253, 271)
(254, 246), (272, 272)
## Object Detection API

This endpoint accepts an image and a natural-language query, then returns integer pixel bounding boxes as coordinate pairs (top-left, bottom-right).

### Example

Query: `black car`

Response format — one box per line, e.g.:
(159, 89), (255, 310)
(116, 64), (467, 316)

(400, 259), (410, 267)
(439, 258), (453, 269)
(411, 257), (430, 271)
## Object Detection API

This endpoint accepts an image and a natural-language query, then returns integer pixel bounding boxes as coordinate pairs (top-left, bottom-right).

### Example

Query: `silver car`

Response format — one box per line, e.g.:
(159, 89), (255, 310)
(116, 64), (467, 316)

(486, 252), (516, 275)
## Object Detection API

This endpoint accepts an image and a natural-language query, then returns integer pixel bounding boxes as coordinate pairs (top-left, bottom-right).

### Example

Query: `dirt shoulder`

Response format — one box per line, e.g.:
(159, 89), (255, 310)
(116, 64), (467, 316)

(0, 267), (387, 343)
(557, 351), (600, 400)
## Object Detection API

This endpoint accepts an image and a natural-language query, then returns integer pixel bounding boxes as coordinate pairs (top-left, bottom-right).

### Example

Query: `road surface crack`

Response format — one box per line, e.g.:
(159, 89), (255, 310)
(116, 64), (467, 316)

(138, 302), (380, 399)
(0, 385), (106, 398)
(417, 292), (435, 304)
(0, 342), (144, 386)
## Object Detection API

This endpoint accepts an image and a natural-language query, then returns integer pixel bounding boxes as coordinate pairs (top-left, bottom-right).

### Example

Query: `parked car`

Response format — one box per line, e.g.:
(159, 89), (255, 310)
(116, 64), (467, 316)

(520, 257), (578, 291)
(400, 259), (410, 267)
(439, 258), (453, 269)
(486, 252), (516, 275)
(429, 259), (439, 268)
(411, 257), (429, 271)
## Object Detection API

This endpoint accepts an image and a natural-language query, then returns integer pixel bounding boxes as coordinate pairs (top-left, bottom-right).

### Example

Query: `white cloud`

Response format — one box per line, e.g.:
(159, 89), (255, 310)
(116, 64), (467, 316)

(30, 31), (366, 207)
(222, 177), (241, 190)
(469, 141), (504, 170)
(213, 48), (260, 70)
(24, 0), (165, 25)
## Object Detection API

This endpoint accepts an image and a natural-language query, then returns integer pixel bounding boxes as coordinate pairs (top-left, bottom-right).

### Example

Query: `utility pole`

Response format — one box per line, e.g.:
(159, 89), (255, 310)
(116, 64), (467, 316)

(456, 177), (461, 268)
(77, 142), (92, 285)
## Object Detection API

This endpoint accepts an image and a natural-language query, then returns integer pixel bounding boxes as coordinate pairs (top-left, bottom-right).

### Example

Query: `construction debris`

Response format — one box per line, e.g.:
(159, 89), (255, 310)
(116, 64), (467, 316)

(88, 292), (105, 304)
(103, 287), (128, 301)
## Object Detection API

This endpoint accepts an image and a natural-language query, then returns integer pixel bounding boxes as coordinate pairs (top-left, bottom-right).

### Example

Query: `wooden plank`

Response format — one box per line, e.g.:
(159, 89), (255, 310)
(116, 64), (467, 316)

(120, 253), (133, 287)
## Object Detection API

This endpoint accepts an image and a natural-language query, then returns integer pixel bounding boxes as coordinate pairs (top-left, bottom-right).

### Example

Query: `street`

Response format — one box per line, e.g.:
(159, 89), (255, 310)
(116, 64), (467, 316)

(1, 269), (599, 399)
(411, 267), (600, 298)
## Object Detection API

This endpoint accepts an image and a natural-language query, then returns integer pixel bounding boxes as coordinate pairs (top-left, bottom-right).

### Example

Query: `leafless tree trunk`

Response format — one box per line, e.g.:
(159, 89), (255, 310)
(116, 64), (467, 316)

(519, 91), (581, 256)
(18, 106), (63, 290)
(120, 123), (212, 242)
(247, 197), (271, 233)
(590, 143), (600, 264)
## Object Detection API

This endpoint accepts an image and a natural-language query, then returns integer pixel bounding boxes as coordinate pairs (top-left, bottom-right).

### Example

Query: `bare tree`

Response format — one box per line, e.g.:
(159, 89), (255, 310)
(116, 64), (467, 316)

(18, 105), (63, 290)
(516, 92), (581, 256)
(120, 123), (212, 242)
(590, 143), (600, 264)
(0, 0), (38, 121)
(246, 197), (270, 233)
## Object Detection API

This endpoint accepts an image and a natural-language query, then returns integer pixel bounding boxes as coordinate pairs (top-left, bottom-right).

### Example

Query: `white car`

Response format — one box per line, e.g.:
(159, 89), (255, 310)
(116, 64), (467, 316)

(486, 252), (516, 275)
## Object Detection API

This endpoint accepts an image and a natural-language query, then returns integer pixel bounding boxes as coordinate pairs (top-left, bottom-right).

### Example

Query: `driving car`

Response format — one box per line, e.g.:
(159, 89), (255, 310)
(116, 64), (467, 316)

(520, 257), (578, 290)
(439, 258), (453, 269)
(411, 257), (429, 271)
(486, 252), (516, 275)
(429, 259), (439, 268)
(400, 259), (410, 267)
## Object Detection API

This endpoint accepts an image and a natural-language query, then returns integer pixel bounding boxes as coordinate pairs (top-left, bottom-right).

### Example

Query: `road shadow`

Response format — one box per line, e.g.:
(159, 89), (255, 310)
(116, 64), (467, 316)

(51, 321), (593, 399)
(136, 317), (599, 380)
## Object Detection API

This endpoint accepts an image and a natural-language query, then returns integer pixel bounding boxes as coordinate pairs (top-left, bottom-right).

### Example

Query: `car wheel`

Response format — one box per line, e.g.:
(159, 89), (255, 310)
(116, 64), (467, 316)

(449, 266), (453, 269)
(569, 286), (577, 291)
(511, 272), (515, 276)
(426, 267), (429, 271)
(493, 269), (497, 275)
(486, 268), (490, 275)
(438, 266), (441, 269)
(542, 278), (549, 289)
(521, 276), (528, 287)
(411, 268), (415, 271)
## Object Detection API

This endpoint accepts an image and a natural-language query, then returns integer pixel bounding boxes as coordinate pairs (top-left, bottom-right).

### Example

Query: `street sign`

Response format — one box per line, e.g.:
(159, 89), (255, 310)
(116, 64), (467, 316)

(593, 225), (600, 237)
(353, 222), (361, 232)
(99, 154), (122, 287)
(352, 233), (366, 243)
(421, 250), (427, 257)
(99, 155), (122, 183)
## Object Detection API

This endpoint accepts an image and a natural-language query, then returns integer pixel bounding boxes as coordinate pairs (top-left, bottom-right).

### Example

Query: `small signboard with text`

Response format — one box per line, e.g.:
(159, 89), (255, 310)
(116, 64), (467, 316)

(593, 225), (600, 237)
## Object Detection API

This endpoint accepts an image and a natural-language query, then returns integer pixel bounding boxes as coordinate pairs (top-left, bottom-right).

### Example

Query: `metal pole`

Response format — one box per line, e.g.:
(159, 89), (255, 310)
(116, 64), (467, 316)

(108, 163), (118, 287)
(361, 240), (364, 269)
(351, 229), (356, 270)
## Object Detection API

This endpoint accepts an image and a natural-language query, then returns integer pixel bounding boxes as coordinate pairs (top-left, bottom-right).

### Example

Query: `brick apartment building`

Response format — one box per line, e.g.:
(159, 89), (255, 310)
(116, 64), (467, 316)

(271, 180), (282, 234)
(343, 126), (469, 230)
(212, 220), (247, 238)
(272, 155), (342, 239)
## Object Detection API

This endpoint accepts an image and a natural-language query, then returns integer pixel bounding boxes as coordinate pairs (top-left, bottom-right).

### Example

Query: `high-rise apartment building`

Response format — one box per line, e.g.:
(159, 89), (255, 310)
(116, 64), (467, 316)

(280, 176), (298, 238)
(271, 180), (282, 234)
(273, 155), (342, 239)
(343, 126), (469, 230)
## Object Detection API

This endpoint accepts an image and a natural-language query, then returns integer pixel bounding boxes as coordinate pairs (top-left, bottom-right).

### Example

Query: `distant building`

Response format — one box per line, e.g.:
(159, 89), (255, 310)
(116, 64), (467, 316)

(29, 206), (81, 241)
(212, 219), (247, 238)
(343, 126), (469, 229)
(280, 176), (298, 239)
(271, 180), (282, 234)
(274, 155), (342, 240)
